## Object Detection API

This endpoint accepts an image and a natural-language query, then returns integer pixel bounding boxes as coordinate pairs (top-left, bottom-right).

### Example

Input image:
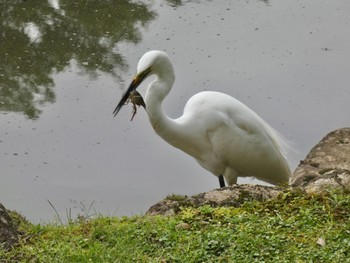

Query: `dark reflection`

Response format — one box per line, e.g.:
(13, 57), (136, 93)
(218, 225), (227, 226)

(165, 0), (184, 7)
(0, 0), (155, 119)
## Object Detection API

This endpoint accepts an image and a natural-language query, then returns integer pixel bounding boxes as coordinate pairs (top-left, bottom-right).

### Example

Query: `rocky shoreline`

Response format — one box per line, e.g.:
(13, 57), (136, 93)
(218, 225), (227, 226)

(1, 128), (349, 249)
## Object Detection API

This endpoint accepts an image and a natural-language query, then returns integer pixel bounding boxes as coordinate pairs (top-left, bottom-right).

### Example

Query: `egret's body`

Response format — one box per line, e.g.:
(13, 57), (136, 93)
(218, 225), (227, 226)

(114, 50), (291, 187)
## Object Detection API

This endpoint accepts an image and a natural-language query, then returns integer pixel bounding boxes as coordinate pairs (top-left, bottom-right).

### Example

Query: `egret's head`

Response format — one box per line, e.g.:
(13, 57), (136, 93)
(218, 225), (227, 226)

(136, 50), (169, 75)
(113, 50), (174, 117)
(113, 50), (170, 117)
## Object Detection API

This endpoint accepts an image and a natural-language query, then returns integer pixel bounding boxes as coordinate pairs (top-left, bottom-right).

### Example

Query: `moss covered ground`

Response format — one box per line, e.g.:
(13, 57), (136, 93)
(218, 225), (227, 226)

(1, 190), (349, 262)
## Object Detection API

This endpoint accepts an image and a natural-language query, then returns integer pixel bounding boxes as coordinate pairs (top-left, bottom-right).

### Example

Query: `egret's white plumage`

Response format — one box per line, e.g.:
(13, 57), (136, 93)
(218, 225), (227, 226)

(114, 50), (291, 187)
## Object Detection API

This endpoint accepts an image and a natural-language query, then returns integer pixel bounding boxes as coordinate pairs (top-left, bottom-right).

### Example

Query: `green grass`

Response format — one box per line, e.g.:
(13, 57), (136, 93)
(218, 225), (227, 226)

(1, 190), (349, 262)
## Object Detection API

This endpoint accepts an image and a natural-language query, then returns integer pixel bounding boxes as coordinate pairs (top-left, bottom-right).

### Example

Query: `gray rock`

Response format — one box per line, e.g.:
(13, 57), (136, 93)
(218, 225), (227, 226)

(0, 203), (19, 249)
(147, 184), (282, 216)
(291, 128), (350, 193)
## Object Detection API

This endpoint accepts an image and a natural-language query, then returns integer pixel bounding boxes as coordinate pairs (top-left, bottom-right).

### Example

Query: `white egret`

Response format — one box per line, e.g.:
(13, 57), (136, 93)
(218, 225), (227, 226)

(113, 50), (291, 188)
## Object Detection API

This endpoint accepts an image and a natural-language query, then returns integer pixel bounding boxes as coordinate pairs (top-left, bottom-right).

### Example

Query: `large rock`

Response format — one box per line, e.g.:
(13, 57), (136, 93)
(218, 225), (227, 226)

(291, 128), (350, 193)
(147, 184), (283, 216)
(0, 203), (19, 249)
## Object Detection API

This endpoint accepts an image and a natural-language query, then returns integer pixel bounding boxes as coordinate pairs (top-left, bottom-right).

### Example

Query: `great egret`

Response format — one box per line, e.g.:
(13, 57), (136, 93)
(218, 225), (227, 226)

(113, 50), (291, 187)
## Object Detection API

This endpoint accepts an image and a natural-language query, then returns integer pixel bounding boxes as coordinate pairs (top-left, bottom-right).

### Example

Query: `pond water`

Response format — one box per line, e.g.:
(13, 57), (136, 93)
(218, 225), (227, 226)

(1, 0), (349, 223)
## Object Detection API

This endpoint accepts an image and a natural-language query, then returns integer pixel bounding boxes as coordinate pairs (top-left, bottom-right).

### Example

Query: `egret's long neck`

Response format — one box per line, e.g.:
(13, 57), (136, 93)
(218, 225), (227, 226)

(144, 66), (179, 140)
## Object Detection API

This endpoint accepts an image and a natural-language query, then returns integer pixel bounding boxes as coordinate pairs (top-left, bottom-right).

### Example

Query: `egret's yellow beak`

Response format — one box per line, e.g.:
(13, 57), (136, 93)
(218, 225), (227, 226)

(113, 68), (150, 117)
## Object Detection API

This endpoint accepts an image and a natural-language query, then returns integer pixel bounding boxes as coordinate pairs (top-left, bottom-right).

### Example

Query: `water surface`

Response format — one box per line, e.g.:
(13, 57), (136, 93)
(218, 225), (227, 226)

(1, 0), (349, 222)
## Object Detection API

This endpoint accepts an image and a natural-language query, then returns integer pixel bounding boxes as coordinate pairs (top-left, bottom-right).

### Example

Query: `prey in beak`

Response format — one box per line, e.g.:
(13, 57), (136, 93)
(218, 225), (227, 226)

(113, 68), (150, 120)
(127, 90), (145, 121)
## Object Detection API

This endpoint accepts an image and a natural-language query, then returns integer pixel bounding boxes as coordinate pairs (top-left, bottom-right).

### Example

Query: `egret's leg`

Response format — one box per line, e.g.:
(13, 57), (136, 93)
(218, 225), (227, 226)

(224, 167), (238, 186)
(218, 175), (225, 188)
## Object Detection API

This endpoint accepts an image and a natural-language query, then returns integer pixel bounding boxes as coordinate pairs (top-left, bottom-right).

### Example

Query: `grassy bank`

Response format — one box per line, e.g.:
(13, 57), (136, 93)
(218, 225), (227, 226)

(1, 190), (349, 262)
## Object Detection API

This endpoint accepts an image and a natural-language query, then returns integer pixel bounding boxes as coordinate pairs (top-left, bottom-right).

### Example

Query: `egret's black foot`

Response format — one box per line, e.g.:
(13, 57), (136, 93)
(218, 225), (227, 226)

(218, 175), (225, 188)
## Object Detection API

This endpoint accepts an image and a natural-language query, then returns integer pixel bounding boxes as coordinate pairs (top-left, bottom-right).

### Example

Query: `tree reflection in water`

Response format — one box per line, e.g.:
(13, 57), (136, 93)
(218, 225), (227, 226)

(0, 0), (156, 119)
